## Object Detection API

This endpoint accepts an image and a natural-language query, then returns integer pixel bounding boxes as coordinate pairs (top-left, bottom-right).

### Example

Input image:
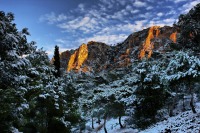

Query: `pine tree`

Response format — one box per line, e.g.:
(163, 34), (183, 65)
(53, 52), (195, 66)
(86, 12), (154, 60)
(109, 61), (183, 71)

(53, 45), (60, 77)
(133, 59), (168, 129)
(163, 51), (200, 114)
(0, 11), (74, 132)
(0, 11), (35, 132)
(177, 3), (200, 51)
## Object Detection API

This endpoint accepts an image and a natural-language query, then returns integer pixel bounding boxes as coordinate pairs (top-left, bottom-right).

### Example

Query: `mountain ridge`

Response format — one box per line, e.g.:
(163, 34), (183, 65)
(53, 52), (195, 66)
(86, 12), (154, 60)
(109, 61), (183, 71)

(59, 25), (178, 73)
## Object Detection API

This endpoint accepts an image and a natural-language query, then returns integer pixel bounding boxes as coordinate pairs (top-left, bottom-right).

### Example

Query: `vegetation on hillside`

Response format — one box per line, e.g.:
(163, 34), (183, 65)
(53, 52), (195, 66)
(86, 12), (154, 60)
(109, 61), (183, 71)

(0, 3), (199, 133)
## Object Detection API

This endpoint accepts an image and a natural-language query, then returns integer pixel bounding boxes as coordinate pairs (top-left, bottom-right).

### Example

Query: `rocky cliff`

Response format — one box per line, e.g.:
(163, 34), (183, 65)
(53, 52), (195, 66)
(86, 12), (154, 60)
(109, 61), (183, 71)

(59, 26), (178, 73)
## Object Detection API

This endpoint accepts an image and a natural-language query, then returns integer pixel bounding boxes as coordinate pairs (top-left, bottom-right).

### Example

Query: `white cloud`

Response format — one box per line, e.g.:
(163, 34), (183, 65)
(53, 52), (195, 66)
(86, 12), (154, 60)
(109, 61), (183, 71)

(133, 0), (147, 7)
(78, 3), (84, 9)
(55, 39), (67, 44)
(165, 10), (176, 16)
(157, 12), (163, 17)
(57, 16), (99, 33)
(39, 12), (68, 24)
(134, 20), (148, 30)
(78, 34), (128, 44)
(181, 0), (200, 13)
(145, 20), (165, 27)
(173, 0), (187, 3)
(77, 3), (85, 13)
(131, 9), (140, 14)
(100, 0), (114, 8)
(97, 23), (137, 35)
(126, 5), (132, 11)
(138, 12), (152, 19)
(112, 9), (129, 20)
(118, 0), (126, 5)
(163, 18), (175, 23)
(146, 6), (153, 10)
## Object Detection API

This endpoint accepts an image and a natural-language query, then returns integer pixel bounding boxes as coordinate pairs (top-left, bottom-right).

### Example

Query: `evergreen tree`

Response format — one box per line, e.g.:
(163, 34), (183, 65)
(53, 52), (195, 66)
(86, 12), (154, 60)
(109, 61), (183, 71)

(22, 49), (72, 133)
(53, 45), (60, 77)
(0, 11), (35, 132)
(0, 11), (75, 132)
(162, 51), (200, 114)
(177, 3), (200, 51)
(133, 59), (168, 129)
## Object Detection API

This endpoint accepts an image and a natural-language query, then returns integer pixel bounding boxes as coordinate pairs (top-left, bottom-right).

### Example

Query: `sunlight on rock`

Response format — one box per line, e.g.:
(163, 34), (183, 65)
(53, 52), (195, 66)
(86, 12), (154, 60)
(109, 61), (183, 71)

(170, 31), (177, 43)
(67, 44), (88, 72)
(139, 26), (160, 59)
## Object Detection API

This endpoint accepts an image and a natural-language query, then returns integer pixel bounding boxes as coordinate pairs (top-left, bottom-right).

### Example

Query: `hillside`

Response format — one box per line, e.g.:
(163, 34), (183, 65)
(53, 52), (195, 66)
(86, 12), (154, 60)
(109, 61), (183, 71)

(82, 102), (200, 133)
(60, 26), (178, 73)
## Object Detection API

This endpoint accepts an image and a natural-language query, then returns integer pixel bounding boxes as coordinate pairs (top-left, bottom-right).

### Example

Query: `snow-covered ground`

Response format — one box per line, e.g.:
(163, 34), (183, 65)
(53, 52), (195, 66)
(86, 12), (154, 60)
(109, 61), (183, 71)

(141, 102), (200, 133)
(84, 117), (137, 133)
(83, 102), (200, 133)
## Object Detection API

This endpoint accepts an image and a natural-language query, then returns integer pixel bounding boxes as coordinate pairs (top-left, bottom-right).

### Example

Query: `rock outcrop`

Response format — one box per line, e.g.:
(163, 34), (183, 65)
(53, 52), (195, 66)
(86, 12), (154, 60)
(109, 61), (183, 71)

(67, 44), (88, 72)
(58, 26), (178, 73)
(139, 26), (160, 59)
(170, 32), (177, 43)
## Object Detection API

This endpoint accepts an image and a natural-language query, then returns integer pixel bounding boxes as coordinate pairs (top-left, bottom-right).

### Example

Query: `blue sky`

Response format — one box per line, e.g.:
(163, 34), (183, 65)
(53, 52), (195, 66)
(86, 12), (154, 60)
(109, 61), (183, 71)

(0, 0), (199, 58)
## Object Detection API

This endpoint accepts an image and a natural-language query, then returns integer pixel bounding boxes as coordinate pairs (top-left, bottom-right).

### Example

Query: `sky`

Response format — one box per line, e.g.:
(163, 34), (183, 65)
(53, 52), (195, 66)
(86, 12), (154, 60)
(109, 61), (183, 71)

(0, 0), (199, 58)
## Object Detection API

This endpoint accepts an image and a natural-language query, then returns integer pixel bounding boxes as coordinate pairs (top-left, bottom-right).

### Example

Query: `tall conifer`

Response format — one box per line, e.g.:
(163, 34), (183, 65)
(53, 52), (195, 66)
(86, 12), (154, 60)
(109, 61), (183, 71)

(53, 45), (60, 77)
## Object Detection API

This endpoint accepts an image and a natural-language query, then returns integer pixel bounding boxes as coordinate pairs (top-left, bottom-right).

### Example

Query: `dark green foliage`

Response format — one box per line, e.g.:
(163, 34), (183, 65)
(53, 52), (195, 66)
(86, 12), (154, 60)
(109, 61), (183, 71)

(133, 60), (168, 129)
(53, 45), (60, 77)
(64, 83), (81, 125)
(0, 11), (76, 132)
(94, 76), (108, 85)
(134, 88), (167, 129)
(177, 3), (200, 51)
(169, 42), (182, 50)
(0, 11), (35, 132)
(47, 117), (70, 133)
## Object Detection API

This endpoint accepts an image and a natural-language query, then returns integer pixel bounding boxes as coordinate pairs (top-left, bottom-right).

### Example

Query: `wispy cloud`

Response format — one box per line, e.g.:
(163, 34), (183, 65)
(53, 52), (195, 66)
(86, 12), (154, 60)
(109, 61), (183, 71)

(57, 16), (100, 33)
(180, 0), (200, 13)
(55, 39), (67, 44)
(173, 0), (187, 3)
(38, 0), (198, 54)
(78, 34), (128, 45)
(131, 9), (140, 14)
(78, 3), (85, 11)
(39, 12), (68, 24)
(133, 0), (147, 7)
(157, 12), (164, 17)
(146, 6), (153, 10)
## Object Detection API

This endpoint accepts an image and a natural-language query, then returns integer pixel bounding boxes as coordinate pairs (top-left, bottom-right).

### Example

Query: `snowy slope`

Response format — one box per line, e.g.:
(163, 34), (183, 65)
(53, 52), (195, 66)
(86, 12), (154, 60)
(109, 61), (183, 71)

(85, 117), (137, 133)
(141, 102), (200, 133)
(83, 103), (200, 133)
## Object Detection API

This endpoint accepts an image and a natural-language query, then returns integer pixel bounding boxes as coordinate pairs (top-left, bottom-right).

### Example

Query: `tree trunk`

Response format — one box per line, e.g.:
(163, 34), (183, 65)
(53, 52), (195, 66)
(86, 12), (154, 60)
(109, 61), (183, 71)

(182, 94), (185, 111)
(103, 117), (107, 133)
(97, 117), (101, 125)
(92, 116), (94, 129)
(190, 93), (197, 113)
(169, 94), (176, 117)
(189, 83), (196, 114)
(119, 116), (124, 128)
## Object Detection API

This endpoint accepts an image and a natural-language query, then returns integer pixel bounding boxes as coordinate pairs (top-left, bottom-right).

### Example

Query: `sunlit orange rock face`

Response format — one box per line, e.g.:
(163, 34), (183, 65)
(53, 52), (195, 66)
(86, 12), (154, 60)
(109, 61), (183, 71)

(170, 32), (177, 43)
(58, 26), (178, 73)
(67, 44), (88, 72)
(139, 26), (160, 59)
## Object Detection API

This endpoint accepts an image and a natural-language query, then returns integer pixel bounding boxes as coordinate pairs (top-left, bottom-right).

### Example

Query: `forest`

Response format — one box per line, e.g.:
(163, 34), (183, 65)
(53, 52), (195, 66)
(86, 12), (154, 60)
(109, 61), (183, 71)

(0, 3), (200, 133)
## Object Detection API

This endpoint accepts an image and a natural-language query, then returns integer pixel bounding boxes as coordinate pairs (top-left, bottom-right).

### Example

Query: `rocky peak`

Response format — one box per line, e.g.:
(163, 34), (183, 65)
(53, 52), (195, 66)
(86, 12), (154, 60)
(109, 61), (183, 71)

(67, 43), (88, 72)
(58, 25), (178, 73)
